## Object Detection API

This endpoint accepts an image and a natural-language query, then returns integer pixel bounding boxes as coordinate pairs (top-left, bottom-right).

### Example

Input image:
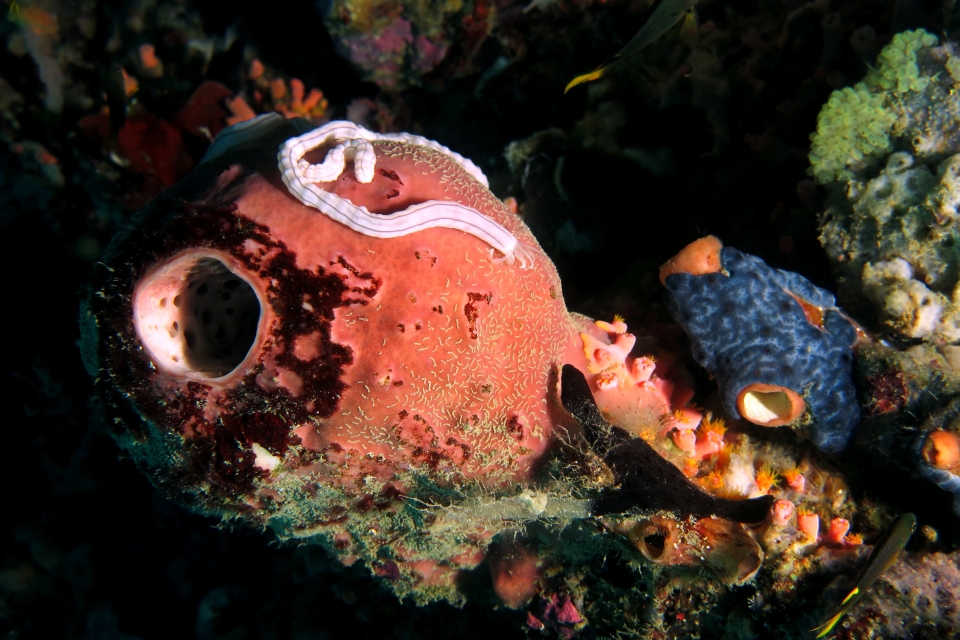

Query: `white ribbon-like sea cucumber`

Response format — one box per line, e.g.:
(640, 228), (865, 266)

(277, 121), (534, 268)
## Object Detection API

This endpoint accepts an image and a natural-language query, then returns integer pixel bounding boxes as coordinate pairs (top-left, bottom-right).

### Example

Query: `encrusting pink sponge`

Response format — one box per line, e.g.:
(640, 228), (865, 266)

(85, 117), (699, 601)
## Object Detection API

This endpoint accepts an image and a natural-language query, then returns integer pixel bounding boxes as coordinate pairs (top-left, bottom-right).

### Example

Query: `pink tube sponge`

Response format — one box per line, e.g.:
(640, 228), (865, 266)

(487, 541), (542, 608)
(824, 517), (851, 546)
(771, 499), (795, 527)
(106, 119), (586, 493)
(85, 117), (703, 601)
(578, 317), (696, 441)
(798, 512), (820, 541)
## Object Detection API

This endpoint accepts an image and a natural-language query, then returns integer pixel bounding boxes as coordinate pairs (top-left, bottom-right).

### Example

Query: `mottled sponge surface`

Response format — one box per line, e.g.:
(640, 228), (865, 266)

(664, 246), (859, 452)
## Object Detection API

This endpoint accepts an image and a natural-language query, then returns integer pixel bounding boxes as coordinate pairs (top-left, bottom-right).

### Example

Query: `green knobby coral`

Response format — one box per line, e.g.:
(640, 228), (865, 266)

(809, 29), (940, 184)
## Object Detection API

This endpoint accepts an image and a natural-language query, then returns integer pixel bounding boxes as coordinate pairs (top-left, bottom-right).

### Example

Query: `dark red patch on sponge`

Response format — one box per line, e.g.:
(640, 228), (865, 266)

(506, 415), (524, 441)
(464, 292), (492, 339)
(90, 187), (362, 507)
(335, 255), (383, 298)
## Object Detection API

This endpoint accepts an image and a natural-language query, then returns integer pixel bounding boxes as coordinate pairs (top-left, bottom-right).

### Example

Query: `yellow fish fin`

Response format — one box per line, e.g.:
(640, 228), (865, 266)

(840, 587), (859, 606)
(812, 610), (847, 638)
(565, 67), (608, 93)
(679, 8), (699, 48)
(8, 0), (21, 21)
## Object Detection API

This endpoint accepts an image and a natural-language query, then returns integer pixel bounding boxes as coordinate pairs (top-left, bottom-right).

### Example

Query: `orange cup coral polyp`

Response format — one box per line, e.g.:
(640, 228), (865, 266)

(923, 430), (960, 472)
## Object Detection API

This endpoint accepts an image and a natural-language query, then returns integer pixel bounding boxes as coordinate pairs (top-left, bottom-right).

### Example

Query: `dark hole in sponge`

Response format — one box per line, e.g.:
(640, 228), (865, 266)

(643, 533), (666, 559)
(179, 258), (260, 377)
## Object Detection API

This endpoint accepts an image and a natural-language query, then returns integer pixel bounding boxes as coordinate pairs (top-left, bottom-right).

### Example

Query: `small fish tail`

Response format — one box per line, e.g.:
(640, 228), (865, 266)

(679, 8), (700, 48)
(565, 67), (608, 93)
(813, 609), (847, 638)
(840, 587), (859, 606)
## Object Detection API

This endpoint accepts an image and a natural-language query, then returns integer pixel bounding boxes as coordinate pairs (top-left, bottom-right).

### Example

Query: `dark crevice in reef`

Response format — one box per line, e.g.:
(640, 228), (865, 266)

(561, 365), (774, 523)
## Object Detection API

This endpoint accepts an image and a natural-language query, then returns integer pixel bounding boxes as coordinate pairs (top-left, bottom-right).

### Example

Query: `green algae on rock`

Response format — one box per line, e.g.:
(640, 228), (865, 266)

(808, 29), (940, 184)
(813, 30), (960, 346)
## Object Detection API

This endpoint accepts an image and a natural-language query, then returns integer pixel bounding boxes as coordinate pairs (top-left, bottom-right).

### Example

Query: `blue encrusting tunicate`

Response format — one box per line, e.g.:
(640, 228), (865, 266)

(662, 241), (860, 452)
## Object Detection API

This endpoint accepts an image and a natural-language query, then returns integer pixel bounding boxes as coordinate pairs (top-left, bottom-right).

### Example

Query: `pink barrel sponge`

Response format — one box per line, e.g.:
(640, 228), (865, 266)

(83, 116), (686, 601)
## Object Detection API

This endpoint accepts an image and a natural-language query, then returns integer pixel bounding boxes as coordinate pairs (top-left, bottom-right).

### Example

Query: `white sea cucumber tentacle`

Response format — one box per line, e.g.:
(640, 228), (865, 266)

(277, 122), (533, 266)
(278, 121), (489, 188)
(298, 138), (377, 183)
(492, 241), (537, 268)
(279, 122), (363, 183)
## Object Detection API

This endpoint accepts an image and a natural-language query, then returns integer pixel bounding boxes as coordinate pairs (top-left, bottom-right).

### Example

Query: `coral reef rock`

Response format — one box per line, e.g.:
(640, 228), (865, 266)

(815, 30), (960, 346)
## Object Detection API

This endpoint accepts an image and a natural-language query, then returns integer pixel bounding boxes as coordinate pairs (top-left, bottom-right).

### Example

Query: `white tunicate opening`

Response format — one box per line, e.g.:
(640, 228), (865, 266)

(740, 390), (792, 424)
(133, 251), (262, 379)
